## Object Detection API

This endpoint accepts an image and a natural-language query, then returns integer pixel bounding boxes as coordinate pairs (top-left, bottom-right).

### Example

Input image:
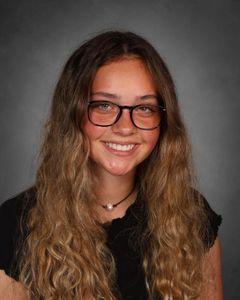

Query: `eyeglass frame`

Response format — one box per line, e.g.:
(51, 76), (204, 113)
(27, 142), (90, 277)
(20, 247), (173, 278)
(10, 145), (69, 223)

(87, 100), (166, 130)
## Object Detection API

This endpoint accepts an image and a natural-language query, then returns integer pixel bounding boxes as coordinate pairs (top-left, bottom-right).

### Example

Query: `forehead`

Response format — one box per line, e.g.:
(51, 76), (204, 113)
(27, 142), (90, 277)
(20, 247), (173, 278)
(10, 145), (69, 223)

(91, 58), (157, 96)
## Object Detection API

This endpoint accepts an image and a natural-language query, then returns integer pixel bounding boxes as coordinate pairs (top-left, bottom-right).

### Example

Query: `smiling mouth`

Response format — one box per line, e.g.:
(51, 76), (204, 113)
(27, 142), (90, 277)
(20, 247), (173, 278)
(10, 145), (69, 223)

(104, 142), (136, 152)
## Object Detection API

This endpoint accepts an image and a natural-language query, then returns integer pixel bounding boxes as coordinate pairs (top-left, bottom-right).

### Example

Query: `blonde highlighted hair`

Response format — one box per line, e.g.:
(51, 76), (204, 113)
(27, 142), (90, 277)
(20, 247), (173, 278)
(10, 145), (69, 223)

(18, 31), (209, 299)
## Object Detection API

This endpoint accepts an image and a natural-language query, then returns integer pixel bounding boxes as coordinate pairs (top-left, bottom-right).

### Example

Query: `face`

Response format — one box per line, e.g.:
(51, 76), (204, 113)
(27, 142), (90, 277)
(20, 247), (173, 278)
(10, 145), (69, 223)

(83, 58), (160, 177)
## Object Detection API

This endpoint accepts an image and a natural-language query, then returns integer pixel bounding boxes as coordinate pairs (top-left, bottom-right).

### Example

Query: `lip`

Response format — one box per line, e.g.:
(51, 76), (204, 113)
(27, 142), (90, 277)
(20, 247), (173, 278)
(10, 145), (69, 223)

(102, 140), (139, 145)
(102, 141), (139, 156)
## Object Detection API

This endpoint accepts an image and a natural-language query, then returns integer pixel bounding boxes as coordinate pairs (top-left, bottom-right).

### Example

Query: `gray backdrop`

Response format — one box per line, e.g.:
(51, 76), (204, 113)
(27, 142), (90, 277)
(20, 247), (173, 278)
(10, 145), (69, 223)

(0, 0), (239, 298)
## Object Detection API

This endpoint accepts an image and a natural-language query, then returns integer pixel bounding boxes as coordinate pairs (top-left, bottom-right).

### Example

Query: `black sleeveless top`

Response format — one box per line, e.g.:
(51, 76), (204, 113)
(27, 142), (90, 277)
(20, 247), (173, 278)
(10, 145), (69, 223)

(0, 188), (222, 300)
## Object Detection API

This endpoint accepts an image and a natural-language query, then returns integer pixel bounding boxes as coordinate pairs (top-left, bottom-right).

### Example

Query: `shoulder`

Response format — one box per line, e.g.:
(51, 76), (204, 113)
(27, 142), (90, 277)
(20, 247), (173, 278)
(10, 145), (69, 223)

(0, 269), (29, 299)
(0, 187), (36, 276)
(201, 236), (223, 298)
(0, 187), (36, 230)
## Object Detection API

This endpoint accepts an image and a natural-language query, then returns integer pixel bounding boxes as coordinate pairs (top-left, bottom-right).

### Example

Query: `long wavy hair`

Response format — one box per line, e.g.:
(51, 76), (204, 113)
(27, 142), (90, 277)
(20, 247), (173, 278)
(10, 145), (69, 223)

(18, 31), (211, 299)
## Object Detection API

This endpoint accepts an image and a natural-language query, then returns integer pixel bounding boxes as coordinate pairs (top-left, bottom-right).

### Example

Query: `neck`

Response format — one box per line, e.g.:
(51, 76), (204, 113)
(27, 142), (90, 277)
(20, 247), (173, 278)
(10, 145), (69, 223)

(96, 168), (135, 200)
(92, 167), (137, 223)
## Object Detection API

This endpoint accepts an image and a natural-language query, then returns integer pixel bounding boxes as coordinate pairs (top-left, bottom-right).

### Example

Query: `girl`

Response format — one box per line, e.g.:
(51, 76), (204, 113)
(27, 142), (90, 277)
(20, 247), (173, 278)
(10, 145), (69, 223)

(0, 30), (223, 299)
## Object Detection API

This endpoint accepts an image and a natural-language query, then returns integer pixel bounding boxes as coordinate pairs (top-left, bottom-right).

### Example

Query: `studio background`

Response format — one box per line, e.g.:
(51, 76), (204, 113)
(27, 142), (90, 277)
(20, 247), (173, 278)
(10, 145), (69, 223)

(0, 0), (239, 298)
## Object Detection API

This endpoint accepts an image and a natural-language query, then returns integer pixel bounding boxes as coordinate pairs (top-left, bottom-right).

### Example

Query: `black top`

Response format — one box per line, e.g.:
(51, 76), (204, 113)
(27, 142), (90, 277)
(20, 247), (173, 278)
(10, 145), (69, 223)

(0, 188), (222, 300)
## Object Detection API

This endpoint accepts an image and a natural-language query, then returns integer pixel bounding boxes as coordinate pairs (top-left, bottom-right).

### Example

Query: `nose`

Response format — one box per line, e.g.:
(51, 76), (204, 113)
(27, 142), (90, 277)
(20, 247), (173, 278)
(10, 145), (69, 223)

(111, 108), (136, 135)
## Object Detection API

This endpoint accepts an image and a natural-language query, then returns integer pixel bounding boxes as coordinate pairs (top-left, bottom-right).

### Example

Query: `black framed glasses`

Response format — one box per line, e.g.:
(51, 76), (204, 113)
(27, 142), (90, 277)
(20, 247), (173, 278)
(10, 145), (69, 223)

(87, 100), (166, 130)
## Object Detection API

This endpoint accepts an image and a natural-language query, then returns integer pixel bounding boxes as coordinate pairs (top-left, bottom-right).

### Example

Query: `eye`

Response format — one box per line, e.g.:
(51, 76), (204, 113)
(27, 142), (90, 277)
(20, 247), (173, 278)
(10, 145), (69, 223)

(135, 105), (157, 114)
(91, 101), (113, 111)
(97, 102), (111, 111)
(139, 106), (151, 112)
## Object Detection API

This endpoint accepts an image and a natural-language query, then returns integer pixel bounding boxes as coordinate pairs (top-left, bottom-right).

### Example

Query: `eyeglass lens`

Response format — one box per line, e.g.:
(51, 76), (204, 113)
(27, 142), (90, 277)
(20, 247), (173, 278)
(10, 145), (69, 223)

(88, 101), (162, 129)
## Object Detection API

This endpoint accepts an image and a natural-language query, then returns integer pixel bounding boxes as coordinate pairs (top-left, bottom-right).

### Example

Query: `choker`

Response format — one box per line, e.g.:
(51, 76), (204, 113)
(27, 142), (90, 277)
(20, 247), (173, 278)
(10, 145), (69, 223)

(100, 186), (135, 211)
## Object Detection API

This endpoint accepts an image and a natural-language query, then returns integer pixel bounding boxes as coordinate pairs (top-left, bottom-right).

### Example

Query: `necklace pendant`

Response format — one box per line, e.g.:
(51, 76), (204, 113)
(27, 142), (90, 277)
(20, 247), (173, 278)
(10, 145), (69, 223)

(105, 203), (114, 211)
(100, 185), (135, 212)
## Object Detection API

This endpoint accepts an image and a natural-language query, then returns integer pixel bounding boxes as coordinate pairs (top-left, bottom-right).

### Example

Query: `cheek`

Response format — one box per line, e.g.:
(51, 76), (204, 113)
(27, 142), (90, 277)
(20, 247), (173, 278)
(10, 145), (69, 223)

(82, 118), (105, 141)
(143, 130), (160, 152)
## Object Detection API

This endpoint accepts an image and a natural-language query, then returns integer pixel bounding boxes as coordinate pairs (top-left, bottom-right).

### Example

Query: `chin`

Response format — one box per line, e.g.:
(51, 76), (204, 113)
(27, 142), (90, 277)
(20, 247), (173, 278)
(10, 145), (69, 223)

(106, 168), (132, 176)
(104, 162), (136, 176)
(94, 158), (137, 177)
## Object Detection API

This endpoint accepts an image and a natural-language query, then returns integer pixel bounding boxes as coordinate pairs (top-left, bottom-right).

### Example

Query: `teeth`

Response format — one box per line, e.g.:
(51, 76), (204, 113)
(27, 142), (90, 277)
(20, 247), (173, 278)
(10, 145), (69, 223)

(105, 142), (135, 151)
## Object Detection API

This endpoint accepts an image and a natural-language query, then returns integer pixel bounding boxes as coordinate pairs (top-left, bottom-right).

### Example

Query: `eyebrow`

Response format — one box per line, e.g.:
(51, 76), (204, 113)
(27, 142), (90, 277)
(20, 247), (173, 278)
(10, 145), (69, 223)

(91, 92), (158, 101)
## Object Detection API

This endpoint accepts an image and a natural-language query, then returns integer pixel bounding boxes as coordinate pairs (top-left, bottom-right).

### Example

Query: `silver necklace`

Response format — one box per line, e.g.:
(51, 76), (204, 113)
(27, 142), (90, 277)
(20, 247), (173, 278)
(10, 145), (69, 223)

(100, 186), (135, 211)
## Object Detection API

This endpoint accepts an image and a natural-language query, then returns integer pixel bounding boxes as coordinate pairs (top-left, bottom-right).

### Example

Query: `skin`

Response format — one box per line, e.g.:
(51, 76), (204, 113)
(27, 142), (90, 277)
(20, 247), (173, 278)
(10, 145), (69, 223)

(200, 237), (223, 299)
(83, 58), (160, 222)
(0, 270), (28, 299)
(82, 57), (223, 298)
